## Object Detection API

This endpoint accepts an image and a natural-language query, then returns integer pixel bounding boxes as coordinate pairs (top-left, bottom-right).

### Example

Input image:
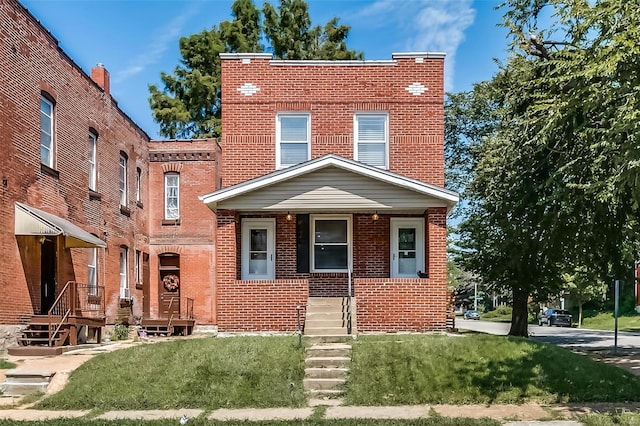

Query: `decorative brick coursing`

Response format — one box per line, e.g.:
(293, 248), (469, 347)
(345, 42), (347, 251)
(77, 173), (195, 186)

(354, 278), (449, 331)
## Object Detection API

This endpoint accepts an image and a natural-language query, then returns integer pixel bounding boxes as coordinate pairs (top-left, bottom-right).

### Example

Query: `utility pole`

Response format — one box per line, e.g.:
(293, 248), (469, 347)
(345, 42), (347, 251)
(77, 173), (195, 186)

(474, 281), (478, 311)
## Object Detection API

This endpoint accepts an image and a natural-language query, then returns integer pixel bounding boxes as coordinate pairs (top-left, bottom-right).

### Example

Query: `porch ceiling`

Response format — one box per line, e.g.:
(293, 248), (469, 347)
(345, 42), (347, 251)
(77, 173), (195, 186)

(14, 202), (106, 248)
(200, 154), (459, 213)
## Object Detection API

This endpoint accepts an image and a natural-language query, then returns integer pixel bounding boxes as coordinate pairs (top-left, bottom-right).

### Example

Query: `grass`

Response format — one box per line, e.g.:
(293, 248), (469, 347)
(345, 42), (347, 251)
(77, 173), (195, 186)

(582, 413), (640, 426)
(36, 336), (306, 410)
(0, 419), (501, 426)
(580, 312), (640, 332)
(345, 334), (640, 405)
(478, 306), (512, 323)
(0, 359), (16, 369)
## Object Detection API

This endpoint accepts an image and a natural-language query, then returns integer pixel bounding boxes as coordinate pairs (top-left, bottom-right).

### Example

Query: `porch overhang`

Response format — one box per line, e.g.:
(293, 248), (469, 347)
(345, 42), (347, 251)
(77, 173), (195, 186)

(14, 202), (106, 248)
(199, 154), (459, 214)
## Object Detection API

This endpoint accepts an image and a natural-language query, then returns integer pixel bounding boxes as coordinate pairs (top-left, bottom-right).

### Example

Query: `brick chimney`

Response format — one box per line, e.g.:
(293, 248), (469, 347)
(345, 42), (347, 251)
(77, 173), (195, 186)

(91, 63), (110, 95)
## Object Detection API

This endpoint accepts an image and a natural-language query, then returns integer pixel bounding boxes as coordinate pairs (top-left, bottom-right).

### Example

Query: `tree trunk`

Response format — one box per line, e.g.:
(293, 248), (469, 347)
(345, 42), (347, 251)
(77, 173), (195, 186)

(508, 288), (529, 337)
(578, 301), (583, 328)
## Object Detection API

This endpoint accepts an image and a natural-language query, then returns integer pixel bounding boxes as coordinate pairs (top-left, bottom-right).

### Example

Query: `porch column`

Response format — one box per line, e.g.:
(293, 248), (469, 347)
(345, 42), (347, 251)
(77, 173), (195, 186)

(427, 207), (447, 282)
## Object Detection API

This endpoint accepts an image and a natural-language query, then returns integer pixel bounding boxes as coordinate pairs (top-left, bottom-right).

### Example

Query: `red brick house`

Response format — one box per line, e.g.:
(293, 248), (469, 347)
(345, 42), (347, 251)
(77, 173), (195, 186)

(201, 53), (458, 333)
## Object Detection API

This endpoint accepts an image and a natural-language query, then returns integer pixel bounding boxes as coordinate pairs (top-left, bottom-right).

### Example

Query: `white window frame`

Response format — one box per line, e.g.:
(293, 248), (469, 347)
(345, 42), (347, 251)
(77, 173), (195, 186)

(135, 167), (142, 203)
(40, 96), (54, 168)
(390, 218), (425, 279)
(311, 214), (352, 273)
(119, 154), (127, 207)
(164, 173), (180, 219)
(241, 218), (275, 280)
(119, 247), (129, 299)
(276, 113), (311, 169)
(134, 250), (142, 286)
(88, 248), (97, 295)
(88, 132), (97, 191)
(354, 112), (389, 169)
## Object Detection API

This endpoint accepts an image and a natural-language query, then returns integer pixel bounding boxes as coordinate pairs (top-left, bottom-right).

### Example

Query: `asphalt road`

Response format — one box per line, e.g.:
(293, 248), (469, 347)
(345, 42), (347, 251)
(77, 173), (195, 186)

(457, 319), (640, 351)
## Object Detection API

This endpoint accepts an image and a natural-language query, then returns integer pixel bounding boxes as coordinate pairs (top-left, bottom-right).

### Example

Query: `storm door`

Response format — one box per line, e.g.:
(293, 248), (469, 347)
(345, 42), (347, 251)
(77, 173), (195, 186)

(390, 218), (425, 278)
(242, 219), (275, 280)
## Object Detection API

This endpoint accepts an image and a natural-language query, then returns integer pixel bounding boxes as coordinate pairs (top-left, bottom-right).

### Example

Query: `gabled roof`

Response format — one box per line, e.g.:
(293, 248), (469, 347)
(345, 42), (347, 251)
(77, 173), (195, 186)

(200, 154), (458, 211)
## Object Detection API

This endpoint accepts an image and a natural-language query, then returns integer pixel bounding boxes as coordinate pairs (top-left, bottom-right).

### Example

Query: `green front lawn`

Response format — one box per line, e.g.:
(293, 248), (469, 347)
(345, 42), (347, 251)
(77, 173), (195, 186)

(36, 336), (306, 410)
(345, 334), (640, 405)
(580, 312), (640, 332)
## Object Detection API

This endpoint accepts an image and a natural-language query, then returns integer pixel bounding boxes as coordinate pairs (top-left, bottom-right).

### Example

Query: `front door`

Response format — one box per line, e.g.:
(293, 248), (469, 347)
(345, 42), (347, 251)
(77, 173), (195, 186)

(40, 237), (56, 313)
(391, 218), (425, 278)
(242, 219), (275, 280)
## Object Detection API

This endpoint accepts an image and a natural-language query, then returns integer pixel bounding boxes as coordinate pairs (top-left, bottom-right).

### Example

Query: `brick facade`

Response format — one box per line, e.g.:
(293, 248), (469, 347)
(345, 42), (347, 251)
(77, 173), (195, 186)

(0, 0), (149, 324)
(215, 53), (453, 332)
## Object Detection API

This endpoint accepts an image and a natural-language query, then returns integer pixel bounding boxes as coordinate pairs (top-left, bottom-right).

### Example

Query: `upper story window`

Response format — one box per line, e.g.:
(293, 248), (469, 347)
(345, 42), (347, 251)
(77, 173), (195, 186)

(164, 173), (180, 219)
(88, 131), (97, 191)
(276, 113), (310, 169)
(354, 113), (388, 168)
(135, 167), (142, 204)
(119, 153), (127, 207)
(40, 95), (55, 168)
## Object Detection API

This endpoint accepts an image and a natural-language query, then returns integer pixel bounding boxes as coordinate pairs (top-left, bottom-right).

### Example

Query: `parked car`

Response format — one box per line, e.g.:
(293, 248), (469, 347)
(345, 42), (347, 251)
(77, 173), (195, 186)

(538, 309), (572, 327)
(463, 310), (480, 320)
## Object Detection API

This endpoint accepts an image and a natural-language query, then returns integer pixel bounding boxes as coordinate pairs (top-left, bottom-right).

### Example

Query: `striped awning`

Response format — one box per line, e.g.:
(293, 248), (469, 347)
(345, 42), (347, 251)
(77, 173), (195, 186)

(14, 202), (106, 248)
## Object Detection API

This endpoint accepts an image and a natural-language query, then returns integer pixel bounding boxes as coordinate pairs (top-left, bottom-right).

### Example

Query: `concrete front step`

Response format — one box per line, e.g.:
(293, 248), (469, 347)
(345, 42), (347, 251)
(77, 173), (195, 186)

(303, 377), (346, 391)
(305, 367), (348, 379)
(0, 370), (54, 396)
(305, 356), (350, 368)
(305, 335), (353, 344)
(305, 318), (347, 328)
(306, 344), (351, 358)
(307, 297), (347, 307)
(304, 327), (348, 336)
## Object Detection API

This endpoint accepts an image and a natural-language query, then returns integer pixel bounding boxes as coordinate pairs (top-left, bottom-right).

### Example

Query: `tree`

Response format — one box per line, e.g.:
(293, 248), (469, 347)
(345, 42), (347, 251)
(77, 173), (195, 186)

(149, 0), (361, 138)
(451, 0), (640, 336)
(562, 268), (607, 327)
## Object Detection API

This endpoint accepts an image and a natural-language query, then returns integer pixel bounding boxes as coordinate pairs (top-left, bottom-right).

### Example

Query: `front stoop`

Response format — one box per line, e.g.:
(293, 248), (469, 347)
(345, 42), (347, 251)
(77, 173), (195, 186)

(0, 370), (54, 396)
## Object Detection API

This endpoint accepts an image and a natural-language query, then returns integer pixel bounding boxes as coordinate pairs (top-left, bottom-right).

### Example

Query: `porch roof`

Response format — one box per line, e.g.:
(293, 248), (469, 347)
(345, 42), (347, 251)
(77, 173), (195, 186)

(14, 202), (106, 248)
(200, 154), (459, 214)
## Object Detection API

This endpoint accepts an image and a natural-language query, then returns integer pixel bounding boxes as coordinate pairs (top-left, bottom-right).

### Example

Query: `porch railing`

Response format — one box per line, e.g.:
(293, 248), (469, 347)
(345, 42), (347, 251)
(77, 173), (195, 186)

(48, 281), (105, 346)
(346, 269), (353, 334)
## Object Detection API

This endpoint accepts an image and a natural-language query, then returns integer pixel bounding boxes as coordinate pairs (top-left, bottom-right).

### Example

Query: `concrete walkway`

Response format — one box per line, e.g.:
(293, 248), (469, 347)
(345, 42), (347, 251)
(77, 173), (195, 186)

(1, 337), (639, 424)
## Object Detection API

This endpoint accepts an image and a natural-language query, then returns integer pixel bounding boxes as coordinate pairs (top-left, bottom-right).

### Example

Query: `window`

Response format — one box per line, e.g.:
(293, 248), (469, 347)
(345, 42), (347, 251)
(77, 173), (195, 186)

(134, 250), (142, 286)
(88, 248), (97, 295)
(40, 95), (54, 168)
(135, 167), (142, 204)
(311, 215), (351, 272)
(354, 113), (388, 168)
(164, 173), (180, 219)
(119, 153), (127, 207)
(119, 247), (129, 299)
(276, 114), (310, 168)
(88, 132), (97, 191)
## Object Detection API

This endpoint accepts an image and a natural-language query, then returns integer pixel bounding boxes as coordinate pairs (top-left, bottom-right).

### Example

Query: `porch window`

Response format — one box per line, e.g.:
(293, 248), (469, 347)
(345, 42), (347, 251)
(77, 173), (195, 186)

(354, 113), (388, 168)
(88, 248), (97, 295)
(276, 113), (310, 168)
(311, 215), (351, 272)
(119, 246), (129, 299)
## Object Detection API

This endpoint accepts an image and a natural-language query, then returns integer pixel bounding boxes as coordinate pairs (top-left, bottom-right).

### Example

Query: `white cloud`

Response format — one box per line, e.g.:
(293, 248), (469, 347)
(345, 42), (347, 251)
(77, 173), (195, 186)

(113, 1), (203, 84)
(357, 0), (476, 91)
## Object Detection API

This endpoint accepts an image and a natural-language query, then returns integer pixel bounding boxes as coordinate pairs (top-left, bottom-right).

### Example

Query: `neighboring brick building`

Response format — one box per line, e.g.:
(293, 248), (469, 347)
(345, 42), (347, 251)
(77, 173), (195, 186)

(201, 53), (458, 333)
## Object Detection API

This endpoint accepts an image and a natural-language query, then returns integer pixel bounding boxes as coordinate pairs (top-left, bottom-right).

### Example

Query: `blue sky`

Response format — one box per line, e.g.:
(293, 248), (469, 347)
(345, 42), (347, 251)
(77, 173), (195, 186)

(20, 0), (511, 139)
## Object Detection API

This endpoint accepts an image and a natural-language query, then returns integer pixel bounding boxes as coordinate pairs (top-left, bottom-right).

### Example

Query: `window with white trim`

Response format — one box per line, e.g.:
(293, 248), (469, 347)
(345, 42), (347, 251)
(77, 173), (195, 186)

(119, 153), (127, 207)
(88, 132), (97, 191)
(119, 247), (129, 299)
(40, 96), (54, 168)
(354, 113), (388, 168)
(164, 173), (180, 219)
(276, 113), (310, 168)
(135, 250), (142, 286)
(88, 248), (97, 295)
(311, 215), (351, 272)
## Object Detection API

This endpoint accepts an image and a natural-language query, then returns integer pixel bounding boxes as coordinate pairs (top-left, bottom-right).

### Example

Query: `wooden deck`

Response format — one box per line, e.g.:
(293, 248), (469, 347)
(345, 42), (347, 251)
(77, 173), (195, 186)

(141, 318), (195, 337)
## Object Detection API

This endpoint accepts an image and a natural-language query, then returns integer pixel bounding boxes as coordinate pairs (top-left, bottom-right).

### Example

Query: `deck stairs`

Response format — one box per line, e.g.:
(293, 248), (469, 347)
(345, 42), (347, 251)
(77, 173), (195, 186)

(303, 297), (354, 402)
(17, 317), (70, 348)
(0, 370), (54, 396)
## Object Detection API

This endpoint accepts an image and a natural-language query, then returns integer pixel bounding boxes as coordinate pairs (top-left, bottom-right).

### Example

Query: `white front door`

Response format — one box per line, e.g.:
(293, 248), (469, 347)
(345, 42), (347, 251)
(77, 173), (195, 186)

(242, 219), (275, 280)
(391, 218), (425, 278)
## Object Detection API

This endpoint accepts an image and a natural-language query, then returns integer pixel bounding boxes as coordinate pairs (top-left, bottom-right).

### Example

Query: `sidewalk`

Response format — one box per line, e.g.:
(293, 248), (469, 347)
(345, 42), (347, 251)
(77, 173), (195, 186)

(1, 338), (639, 424)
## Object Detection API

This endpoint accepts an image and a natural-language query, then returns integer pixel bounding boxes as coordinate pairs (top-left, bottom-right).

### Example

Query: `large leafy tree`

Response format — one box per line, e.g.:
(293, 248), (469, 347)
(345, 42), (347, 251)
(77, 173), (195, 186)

(149, 0), (361, 139)
(450, 0), (640, 336)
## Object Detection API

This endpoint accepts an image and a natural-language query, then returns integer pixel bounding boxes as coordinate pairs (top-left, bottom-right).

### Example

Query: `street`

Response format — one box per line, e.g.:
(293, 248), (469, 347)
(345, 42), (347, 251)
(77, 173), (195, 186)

(457, 319), (640, 351)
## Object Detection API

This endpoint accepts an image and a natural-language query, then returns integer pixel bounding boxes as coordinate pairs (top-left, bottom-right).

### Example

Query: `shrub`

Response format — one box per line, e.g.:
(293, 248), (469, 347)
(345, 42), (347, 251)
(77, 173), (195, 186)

(111, 323), (130, 341)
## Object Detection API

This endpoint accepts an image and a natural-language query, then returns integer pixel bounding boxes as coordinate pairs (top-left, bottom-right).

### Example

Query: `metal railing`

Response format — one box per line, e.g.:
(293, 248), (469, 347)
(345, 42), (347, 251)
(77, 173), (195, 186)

(346, 269), (353, 334)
